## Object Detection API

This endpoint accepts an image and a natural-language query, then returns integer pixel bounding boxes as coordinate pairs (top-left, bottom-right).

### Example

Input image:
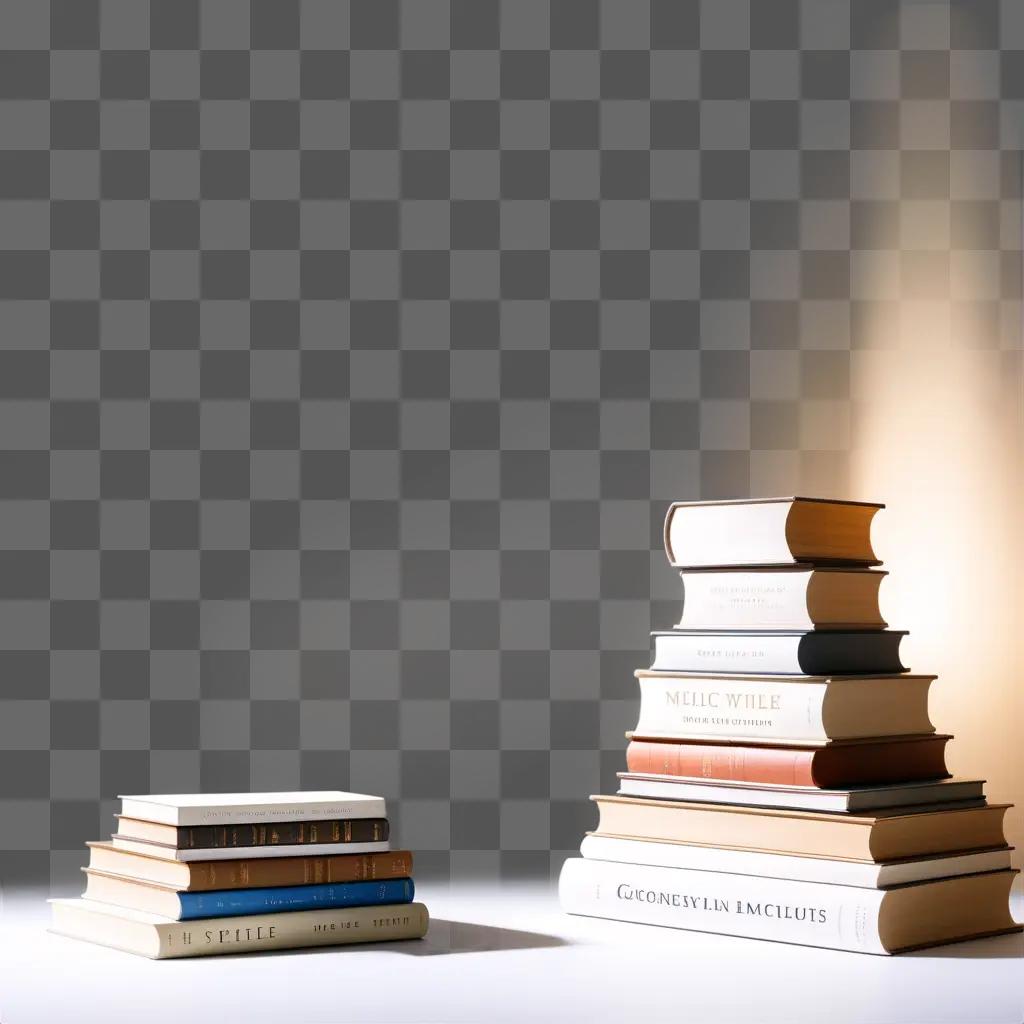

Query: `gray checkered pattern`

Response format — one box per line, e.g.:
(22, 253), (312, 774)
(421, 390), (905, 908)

(0, 1), (1021, 887)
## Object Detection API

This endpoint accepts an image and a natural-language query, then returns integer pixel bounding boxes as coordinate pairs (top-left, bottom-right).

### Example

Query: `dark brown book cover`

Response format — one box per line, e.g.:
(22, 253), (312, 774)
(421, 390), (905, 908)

(117, 816), (389, 850)
(626, 735), (951, 788)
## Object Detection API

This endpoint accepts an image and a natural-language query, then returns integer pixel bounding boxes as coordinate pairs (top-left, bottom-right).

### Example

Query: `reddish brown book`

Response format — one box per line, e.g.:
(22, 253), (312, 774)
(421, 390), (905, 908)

(625, 735), (951, 788)
(86, 842), (414, 892)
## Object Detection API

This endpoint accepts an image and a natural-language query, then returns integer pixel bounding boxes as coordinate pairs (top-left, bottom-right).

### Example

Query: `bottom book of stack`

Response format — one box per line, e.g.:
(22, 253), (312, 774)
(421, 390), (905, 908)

(50, 898), (429, 960)
(561, 821), (1021, 955)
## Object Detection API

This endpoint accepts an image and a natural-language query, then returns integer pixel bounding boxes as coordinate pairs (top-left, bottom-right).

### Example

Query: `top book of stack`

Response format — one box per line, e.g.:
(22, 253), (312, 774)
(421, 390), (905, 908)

(663, 497), (882, 570)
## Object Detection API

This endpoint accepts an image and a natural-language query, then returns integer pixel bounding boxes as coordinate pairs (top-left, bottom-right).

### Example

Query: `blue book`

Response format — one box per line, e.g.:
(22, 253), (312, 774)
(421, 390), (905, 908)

(176, 878), (414, 921)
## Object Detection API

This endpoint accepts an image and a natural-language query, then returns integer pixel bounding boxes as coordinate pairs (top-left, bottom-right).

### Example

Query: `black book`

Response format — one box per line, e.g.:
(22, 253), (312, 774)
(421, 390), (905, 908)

(650, 630), (908, 676)
(115, 816), (390, 850)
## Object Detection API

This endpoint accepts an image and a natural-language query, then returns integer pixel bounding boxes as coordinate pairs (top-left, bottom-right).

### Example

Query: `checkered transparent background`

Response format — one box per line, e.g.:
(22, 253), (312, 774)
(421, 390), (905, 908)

(0, 0), (1021, 886)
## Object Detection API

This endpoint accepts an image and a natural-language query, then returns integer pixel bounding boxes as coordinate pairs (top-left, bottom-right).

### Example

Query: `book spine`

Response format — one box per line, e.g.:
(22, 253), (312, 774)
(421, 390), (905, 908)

(154, 902), (429, 958)
(651, 634), (803, 675)
(176, 817), (389, 850)
(677, 570), (814, 630)
(185, 850), (414, 891)
(559, 858), (888, 954)
(179, 878), (414, 920)
(626, 740), (816, 786)
(635, 675), (826, 742)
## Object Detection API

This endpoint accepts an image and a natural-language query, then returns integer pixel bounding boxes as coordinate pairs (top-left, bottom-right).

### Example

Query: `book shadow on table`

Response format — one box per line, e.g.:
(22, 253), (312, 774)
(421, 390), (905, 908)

(902, 929), (1024, 959)
(398, 918), (569, 956)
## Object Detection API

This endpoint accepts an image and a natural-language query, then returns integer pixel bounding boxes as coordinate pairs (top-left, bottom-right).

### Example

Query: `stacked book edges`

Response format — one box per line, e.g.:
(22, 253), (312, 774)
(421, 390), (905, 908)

(559, 497), (1022, 954)
(50, 791), (428, 958)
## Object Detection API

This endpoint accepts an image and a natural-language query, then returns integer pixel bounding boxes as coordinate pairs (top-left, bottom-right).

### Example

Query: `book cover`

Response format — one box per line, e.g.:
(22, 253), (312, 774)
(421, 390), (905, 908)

(117, 792), (386, 827)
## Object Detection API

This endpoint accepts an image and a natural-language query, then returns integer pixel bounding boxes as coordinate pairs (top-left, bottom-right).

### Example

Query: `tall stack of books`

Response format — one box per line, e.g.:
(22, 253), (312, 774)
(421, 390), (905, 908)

(50, 791), (428, 958)
(561, 498), (1021, 954)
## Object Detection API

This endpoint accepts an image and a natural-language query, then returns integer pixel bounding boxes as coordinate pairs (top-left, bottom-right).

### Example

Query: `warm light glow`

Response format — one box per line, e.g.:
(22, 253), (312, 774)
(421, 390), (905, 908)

(853, 332), (1024, 864)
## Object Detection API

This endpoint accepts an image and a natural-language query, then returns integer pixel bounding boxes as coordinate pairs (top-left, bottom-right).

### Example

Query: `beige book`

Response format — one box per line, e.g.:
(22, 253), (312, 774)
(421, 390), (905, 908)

(49, 899), (429, 959)
(676, 567), (886, 631)
(592, 795), (1010, 863)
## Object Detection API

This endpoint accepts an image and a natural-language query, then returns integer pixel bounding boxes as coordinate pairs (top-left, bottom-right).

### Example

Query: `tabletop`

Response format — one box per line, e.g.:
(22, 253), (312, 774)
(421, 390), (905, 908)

(1, 880), (1022, 1024)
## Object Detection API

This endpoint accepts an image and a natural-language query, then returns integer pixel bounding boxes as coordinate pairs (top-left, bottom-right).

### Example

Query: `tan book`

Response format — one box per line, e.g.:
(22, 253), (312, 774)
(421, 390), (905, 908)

(49, 898), (429, 959)
(676, 567), (886, 631)
(86, 842), (413, 891)
(663, 497), (882, 569)
(592, 795), (1010, 863)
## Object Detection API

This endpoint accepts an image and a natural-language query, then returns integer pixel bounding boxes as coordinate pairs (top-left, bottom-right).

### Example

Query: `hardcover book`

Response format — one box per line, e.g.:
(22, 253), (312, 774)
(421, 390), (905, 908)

(82, 871), (414, 921)
(109, 836), (391, 862)
(559, 859), (1020, 954)
(115, 815), (389, 851)
(624, 735), (951, 788)
(578, 835), (1013, 888)
(591, 795), (1009, 862)
(84, 843), (414, 892)
(676, 568), (886, 631)
(632, 671), (934, 743)
(650, 630), (908, 676)
(663, 497), (881, 569)
(117, 792), (386, 827)
(49, 899), (430, 959)
(615, 774), (982, 813)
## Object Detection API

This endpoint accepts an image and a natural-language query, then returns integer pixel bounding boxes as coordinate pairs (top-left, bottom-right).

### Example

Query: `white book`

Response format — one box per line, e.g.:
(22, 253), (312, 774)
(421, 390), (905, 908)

(110, 837), (391, 861)
(616, 774), (984, 813)
(559, 858), (1020, 954)
(117, 791), (386, 827)
(579, 834), (1014, 888)
(49, 898), (429, 959)
(632, 670), (933, 743)
(677, 568), (886, 632)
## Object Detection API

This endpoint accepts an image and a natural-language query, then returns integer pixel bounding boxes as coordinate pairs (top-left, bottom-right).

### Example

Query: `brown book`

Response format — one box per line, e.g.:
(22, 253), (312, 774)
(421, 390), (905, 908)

(114, 816), (388, 850)
(625, 735), (951, 788)
(663, 497), (882, 569)
(85, 842), (413, 892)
(592, 795), (1010, 862)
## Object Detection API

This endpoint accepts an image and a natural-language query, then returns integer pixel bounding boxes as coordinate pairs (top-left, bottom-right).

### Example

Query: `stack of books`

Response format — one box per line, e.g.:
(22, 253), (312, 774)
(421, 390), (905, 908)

(561, 497), (1021, 954)
(49, 791), (428, 958)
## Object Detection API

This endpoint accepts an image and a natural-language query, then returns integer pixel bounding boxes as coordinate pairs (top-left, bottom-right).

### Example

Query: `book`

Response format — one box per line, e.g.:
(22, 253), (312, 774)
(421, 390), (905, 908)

(650, 630), (908, 676)
(110, 836), (391, 861)
(624, 735), (951, 788)
(616, 774), (983, 813)
(591, 795), (1009, 861)
(83, 870), (414, 921)
(676, 568), (886, 631)
(49, 898), (429, 959)
(579, 834), (1014, 888)
(663, 497), (881, 569)
(85, 843), (414, 892)
(117, 791), (386, 827)
(559, 859), (1020, 954)
(115, 816), (388, 850)
(632, 671), (934, 743)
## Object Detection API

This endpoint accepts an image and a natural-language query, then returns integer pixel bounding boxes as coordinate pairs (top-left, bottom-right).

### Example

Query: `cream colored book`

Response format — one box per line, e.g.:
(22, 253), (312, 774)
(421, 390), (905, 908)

(49, 898), (429, 959)
(632, 670), (934, 743)
(663, 497), (881, 569)
(676, 568), (886, 631)
(118, 791), (385, 827)
(560, 859), (1020, 954)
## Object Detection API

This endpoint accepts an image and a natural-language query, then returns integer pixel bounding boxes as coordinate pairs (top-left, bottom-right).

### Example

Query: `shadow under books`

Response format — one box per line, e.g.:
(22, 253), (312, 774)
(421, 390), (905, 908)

(902, 929), (1024, 960)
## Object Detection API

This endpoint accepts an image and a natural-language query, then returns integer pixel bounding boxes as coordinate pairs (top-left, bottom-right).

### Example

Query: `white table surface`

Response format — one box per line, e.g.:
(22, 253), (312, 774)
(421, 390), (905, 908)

(1, 881), (1021, 1024)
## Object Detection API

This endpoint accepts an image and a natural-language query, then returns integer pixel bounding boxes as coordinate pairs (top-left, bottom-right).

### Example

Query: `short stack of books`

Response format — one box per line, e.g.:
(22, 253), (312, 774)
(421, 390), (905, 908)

(561, 497), (1021, 954)
(50, 791), (428, 958)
